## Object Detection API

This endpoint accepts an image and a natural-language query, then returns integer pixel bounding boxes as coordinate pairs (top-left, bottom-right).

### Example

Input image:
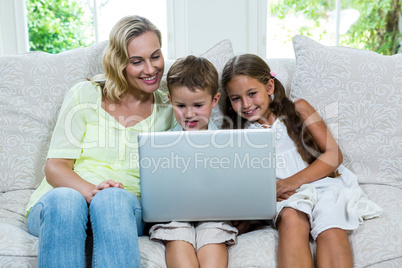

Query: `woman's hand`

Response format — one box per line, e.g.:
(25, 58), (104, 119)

(90, 179), (124, 201)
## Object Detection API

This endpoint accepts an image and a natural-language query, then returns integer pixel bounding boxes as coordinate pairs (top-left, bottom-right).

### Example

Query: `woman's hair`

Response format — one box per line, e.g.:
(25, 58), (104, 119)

(92, 15), (162, 102)
(167, 55), (219, 98)
(221, 54), (339, 177)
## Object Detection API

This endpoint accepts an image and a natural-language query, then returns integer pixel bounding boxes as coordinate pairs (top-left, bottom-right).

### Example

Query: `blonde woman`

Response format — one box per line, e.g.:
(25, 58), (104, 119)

(25, 15), (173, 267)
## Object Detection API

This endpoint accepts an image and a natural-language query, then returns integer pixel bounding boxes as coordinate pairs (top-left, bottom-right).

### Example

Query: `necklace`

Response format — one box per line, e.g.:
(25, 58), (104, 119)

(260, 124), (272, 129)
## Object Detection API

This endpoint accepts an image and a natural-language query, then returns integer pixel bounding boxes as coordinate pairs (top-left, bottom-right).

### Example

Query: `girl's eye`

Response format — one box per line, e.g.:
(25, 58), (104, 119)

(176, 104), (185, 108)
(231, 97), (240, 102)
(131, 61), (142, 65)
(249, 92), (257, 97)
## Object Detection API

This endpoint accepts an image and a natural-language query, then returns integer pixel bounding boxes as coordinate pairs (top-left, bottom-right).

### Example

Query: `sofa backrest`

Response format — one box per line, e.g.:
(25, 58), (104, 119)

(0, 39), (296, 192)
(0, 42), (106, 191)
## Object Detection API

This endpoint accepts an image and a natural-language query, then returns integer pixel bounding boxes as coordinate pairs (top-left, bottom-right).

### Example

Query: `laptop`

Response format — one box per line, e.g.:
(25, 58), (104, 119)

(138, 129), (276, 222)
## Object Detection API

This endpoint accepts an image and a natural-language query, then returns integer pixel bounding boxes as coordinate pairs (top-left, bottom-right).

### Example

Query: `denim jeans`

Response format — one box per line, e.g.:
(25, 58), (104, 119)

(27, 187), (144, 268)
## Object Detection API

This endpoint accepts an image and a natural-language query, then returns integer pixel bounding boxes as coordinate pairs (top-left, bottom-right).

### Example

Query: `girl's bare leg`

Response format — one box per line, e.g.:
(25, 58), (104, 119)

(316, 228), (353, 268)
(165, 240), (199, 268)
(277, 207), (313, 268)
(197, 243), (228, 268)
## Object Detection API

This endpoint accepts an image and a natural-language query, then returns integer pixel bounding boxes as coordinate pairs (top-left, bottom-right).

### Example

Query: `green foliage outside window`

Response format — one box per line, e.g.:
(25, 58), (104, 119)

(26, 0), (94, 54)
(271, 0), (401, 55)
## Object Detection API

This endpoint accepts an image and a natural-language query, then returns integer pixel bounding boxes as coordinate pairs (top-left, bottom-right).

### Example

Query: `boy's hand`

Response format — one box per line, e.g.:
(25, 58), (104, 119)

(232, 220), (251, 235)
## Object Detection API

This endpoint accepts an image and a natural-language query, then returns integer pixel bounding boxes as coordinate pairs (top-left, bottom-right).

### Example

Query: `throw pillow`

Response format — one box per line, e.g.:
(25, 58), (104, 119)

(291, 35), (401, 187)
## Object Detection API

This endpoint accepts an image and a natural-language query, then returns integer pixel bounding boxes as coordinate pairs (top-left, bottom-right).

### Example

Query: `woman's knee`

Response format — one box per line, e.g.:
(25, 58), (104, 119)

(40, 187), (87, 216)
(28, 187), (88, 236)
(90, 187), (141, 213)
(89, 187), (144, 235)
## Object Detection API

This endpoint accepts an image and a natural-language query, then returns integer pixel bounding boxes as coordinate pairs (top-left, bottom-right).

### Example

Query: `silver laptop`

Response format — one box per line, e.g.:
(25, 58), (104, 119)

(138, 129), (276, 222)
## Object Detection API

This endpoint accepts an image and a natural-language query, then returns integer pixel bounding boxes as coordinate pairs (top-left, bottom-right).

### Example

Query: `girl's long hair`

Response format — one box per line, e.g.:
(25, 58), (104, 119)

(221, 54), (339, 177)
(92, 15), (162, 103)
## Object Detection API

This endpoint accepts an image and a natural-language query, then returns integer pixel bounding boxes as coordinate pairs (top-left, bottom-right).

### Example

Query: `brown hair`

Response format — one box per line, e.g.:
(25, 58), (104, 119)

(167, 55), (219, 98)
(221, 54), (339, 177)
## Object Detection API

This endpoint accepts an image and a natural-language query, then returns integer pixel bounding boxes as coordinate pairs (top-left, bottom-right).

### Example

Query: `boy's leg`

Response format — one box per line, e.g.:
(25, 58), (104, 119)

(149, 221), (197, 268)
(197, 243), (228, 268)
(276, 207), (313, 268)
(316, 228), (353, 268)
(165, 240), (199, 268)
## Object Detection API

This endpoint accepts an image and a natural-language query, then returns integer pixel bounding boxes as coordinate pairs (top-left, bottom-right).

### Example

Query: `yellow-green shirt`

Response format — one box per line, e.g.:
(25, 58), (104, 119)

(25, 81), (174, 216)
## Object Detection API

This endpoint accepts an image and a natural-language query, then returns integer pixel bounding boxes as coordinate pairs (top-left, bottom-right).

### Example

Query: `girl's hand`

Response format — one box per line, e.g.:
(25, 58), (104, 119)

(277, 191), (296, 202)
(276, 178), (301, 201)
(90, 179), (124, 201)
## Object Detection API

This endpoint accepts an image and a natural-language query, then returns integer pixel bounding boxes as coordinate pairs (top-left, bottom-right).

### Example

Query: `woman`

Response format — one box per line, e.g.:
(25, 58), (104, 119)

(25, 15), (174, 267)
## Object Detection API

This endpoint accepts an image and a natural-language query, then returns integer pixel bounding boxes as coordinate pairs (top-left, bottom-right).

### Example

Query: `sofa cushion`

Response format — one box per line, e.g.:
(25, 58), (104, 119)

(351, 184), (402, 267)
(0, 42), (106, 192)
(291, 35), (402, 187)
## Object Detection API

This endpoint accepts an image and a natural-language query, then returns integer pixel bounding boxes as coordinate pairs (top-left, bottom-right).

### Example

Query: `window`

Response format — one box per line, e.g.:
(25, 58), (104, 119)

(92, 0), (168, 57)
(25, 0), (167, 55)
(266, 0), (400, 57)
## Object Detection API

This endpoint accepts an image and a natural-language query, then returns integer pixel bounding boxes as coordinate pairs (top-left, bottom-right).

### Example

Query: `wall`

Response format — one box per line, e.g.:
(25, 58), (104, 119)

(167, 0), (267, 58)
(0, 0), (29, 55)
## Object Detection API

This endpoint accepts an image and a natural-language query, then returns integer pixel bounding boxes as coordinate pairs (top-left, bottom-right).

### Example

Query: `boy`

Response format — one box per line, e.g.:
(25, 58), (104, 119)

(149, 55), (238, 268)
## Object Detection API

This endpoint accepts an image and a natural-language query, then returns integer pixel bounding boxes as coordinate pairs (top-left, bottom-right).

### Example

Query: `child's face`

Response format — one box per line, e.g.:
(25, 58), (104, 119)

(226, 75), (274, 123)
(169, 87), (220, 131)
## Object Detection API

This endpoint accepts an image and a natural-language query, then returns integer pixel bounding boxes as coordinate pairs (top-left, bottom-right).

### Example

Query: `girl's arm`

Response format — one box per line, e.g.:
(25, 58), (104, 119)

(276, 99), (343, 199)
(45, 158), (123, 203)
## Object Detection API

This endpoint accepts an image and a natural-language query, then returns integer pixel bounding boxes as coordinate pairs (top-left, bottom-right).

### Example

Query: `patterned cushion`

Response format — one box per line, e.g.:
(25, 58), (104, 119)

(291, 35), (402, 187)
(0, 42), (106, 191)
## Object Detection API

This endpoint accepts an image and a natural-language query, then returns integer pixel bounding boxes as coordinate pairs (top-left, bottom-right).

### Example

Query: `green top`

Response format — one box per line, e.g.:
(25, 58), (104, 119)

(25, 81), (174, 216)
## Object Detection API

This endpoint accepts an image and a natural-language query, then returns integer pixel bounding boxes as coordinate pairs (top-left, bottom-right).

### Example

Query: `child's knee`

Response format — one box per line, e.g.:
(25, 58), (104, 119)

(277, 207), (309, 229)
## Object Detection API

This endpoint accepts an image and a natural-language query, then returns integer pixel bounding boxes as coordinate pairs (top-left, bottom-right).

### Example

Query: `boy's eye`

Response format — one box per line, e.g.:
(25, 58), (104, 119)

(195, 104), (203, 108)
(151, 55), (160, 60)
(176, 104), (185, 108)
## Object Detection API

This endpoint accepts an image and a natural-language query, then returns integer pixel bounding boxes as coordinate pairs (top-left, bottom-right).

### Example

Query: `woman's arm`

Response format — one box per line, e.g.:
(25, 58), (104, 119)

(46, 158), (124, 203)
(45, 158), (95, 203)
(276, 99), (343, 199)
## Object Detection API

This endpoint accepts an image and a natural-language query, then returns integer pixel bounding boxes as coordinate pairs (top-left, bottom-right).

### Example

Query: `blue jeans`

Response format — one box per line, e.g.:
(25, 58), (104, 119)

(27, 187), (144, 267)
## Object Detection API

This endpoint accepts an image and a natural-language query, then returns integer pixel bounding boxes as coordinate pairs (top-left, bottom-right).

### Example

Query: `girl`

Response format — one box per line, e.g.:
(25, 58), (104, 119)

(221, 54), (382, 267)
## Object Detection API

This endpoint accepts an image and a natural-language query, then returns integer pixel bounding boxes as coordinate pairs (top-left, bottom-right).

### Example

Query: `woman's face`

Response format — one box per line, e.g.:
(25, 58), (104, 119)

(226, 75), (274, 123)
(125, 31), (164, 94)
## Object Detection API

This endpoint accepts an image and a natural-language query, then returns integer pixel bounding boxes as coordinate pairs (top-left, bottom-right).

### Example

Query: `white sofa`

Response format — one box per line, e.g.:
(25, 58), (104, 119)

(0, 37), (401, 267)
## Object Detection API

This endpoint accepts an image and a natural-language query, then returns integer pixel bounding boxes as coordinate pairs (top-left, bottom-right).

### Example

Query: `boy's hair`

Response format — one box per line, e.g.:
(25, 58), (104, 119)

(167, 55), (219, 97)
(92, 15), (162, 102)
(221, 54), (339, 178)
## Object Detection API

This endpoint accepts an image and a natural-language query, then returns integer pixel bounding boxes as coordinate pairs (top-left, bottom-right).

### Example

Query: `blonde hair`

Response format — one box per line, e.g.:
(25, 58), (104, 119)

(92, 15), (162, 102)
(167, 55), (219, 98)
